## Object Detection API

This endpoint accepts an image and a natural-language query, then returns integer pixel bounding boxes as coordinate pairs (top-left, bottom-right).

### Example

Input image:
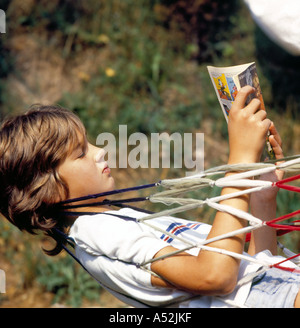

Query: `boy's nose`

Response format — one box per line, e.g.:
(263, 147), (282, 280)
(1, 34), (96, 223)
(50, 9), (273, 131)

(93, 146), (106, 162)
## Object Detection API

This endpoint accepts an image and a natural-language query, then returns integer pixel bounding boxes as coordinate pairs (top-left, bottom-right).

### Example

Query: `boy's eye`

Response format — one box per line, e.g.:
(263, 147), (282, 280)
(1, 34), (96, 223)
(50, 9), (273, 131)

(75, 139), (88, 159)
(78, 151), (85, 159)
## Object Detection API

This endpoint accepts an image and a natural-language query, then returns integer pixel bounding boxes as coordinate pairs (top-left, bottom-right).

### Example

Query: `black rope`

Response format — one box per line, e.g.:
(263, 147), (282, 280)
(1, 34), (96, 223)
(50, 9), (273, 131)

(61, 197), (148, 210)
(58, 182), (160, 205)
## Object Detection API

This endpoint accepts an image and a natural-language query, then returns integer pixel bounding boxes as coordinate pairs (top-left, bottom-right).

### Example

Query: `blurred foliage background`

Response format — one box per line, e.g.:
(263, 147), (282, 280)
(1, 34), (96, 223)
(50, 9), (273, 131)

(1, 0), (300, 307)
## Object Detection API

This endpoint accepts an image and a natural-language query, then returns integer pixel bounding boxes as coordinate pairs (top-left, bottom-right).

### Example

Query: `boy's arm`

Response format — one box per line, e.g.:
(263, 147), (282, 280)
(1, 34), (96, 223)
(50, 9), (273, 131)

(248, 124), (284, 256)
(151, 86), (272, 295)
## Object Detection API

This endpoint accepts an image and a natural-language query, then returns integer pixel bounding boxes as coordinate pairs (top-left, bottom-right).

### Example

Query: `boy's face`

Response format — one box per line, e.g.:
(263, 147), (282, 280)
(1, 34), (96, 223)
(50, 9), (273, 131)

(57, 133), (115, 208)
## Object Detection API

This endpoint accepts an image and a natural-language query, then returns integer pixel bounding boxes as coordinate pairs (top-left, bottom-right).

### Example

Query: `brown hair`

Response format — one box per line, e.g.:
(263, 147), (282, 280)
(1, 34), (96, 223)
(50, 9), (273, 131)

(0, 105), (86, 255)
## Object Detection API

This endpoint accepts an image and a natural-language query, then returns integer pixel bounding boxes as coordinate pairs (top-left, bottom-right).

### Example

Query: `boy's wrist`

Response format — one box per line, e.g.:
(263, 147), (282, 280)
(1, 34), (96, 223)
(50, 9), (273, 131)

(227, 154), (259, 165)
(251, 193), (277, 206)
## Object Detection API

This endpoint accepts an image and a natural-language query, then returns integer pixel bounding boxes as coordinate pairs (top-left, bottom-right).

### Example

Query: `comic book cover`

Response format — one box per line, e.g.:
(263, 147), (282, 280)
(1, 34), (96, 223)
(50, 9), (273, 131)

(207, 62), (274, 159)
(207, 62), (264, 121)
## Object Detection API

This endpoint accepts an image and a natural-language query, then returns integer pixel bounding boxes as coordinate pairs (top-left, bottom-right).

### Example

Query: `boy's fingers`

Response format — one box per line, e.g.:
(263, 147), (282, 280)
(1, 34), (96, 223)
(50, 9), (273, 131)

(269, 123), (282, 147)
(262, 118), (272, 132)
(269, 135), (284, 160)
(231, 86), (255, 112)
(246, 98), (262, 115)
(254, 107), (267, 121)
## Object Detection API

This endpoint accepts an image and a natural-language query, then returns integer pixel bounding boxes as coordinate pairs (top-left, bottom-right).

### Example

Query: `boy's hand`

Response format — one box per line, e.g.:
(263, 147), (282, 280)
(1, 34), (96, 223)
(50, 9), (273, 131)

(248, 122), (283, 256)
(251, 122), (284, 204)
(228, 86), (271, 164)
(268, 122), (283, 163)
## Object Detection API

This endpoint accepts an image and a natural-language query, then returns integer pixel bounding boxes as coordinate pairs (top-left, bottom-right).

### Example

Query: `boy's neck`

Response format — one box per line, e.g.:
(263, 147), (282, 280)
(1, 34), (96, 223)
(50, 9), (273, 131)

(63, 205), (112, 227)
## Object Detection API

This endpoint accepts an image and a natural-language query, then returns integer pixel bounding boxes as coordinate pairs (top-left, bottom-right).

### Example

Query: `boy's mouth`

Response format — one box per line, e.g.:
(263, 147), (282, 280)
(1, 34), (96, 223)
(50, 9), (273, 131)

(102, 164), (111, 174)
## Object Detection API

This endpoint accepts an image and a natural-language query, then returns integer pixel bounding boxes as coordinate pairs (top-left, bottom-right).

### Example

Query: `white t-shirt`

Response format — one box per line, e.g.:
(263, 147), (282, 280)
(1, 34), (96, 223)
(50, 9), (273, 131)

(68, 207), (290, 308)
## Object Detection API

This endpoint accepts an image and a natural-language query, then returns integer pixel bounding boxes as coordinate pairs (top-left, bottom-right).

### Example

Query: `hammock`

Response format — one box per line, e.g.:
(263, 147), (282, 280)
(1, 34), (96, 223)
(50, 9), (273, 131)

(57, 154), (300, 307)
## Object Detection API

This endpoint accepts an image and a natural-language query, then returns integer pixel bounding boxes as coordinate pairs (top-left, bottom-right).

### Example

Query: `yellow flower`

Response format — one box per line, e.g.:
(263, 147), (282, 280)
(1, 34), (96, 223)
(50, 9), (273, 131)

(105, 68), (116, 77)
(98, 34), (110, 44)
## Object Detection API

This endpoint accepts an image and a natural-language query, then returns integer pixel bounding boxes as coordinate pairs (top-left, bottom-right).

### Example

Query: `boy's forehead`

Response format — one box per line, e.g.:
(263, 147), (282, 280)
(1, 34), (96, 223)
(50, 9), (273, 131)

(67, 129), (87, 155)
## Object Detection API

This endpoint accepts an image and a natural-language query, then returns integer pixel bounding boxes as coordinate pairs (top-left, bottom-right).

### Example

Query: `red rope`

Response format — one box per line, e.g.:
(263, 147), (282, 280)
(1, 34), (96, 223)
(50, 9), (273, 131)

(271, 252), (300, 274)
(244, 211), (300, 242)
(235, 174), (300, 273)
(266, 209), (300, 230)
(243, 173), (300, 241)
(275, 173), (300, 193)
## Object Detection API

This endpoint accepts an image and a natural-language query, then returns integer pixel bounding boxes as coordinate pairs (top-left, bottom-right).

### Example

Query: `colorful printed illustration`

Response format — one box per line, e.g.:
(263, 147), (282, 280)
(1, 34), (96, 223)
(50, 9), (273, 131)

(226, 76), (238, 100)
(213, 74), (232, 101)
(237, 63), (265, 110)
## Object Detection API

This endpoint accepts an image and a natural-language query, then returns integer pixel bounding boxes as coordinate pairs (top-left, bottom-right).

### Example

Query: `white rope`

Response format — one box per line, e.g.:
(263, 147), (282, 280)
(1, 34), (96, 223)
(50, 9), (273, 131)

(140, 222), (264, 267)
(194, 244), (270, 267)
(160, 156), (300, 192)
(216, 165), (276, 181)
(136, 155), (300, 286)
(278, 242), (300, 265)
(215, 178), (273, 188)
(236, 266), (269, 287)
(206, 185), (269, 204)
(206, 201), (263, 226)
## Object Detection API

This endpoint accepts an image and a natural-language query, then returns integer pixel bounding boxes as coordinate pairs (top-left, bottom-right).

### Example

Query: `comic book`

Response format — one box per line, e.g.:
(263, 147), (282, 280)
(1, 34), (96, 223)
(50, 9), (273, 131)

(207, 62), (274, 159)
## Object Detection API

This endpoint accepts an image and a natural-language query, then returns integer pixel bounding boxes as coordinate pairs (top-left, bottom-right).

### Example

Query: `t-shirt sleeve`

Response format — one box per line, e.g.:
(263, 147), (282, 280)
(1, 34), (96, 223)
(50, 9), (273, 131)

(70, 214), (168, 268)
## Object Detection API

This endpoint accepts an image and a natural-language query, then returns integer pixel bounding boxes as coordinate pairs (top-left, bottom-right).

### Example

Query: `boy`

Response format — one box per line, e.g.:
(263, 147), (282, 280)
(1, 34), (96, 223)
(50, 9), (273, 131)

(1, 86), (300, 307)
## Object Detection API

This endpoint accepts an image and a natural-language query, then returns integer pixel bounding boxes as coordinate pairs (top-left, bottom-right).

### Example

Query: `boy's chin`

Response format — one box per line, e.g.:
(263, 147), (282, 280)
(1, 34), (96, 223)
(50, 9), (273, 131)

(105, 179), (115, 192)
